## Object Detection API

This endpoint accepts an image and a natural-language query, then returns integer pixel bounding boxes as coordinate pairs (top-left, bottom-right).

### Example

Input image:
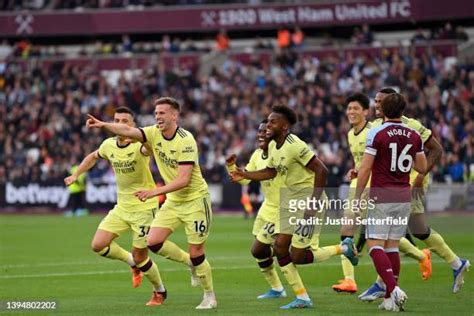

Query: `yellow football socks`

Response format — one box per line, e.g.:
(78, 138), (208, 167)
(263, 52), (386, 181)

(341, 255), (355, 280)
(423, 229), (457, 264)
(399, 237), (425, 261)
(312, 245), (342, 262)
(137, 258), (165, 291)
(158, 240), (192, 266)
(97, 242), (131, 264)
(193, 256), (214, 293)
(256, 258), (283, 291)
(280, 261), (309, 300)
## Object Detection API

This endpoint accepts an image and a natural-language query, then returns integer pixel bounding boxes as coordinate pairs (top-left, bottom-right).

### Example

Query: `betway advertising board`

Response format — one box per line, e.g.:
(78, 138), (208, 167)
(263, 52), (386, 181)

(1, 181), (116, 209)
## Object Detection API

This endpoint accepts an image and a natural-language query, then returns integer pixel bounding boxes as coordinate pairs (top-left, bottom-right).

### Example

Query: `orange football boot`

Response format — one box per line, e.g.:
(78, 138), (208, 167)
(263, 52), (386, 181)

(419, 249), (432, 280)
(146, 291), (167, 306)
(332, 278), (358, 293)
(131, 267), (143, 288)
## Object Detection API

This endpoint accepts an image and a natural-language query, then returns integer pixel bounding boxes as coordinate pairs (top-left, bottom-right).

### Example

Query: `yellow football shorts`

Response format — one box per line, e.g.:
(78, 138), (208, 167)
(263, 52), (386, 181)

(409, 170), (429, 214)
(252, 204), (278, 236)
(411, 195), (425, 214)
(280, 189), (327, 249)
(98, 205), (156, 249)
(152, 194), (212, 244)
(255, 215), (278, 245)
(255, 213), (323, 249)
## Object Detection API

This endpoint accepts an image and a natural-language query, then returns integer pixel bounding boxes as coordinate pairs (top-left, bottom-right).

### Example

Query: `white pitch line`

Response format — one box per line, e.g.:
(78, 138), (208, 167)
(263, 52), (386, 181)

(0, 266), (248, 279)
(0, 261), (104, 269)
(1, 251), (464, 269)
(0, 256), (247, 269)
(0, 258), (449, 280)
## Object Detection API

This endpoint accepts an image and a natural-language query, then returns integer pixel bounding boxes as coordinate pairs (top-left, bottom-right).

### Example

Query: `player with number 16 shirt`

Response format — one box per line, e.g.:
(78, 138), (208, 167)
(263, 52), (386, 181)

(355, 93), (427, 312)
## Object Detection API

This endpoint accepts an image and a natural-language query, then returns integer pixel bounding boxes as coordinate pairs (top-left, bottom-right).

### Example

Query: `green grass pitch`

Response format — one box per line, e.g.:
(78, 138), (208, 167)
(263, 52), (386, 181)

(0, 213), (473, 315)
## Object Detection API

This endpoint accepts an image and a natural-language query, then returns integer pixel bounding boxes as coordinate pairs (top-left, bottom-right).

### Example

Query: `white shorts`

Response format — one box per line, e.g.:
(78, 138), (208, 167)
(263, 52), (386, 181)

(366, 203), (410, 240)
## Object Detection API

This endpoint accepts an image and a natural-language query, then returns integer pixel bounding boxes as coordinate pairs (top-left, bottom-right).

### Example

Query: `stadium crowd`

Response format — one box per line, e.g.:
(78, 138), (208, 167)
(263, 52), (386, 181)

(2, 22), (469, 60)
(1, 45), (473, 186)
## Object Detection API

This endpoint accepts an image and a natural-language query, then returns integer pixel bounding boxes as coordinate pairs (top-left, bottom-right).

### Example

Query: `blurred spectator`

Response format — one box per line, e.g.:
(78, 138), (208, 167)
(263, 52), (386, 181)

(216, 29), (230, 52)
(170, 38), (181, 53)
(352, 24), (374, 45)
(161, 35), (171, 52)
(456, 26), (469, 41)
(321, 32), (334, 46)
(182, 39), (199, 52)
(14, 40), (32, 58)
(291, 26), (305, 48)
(121, 34), (133, 55)
(361, 24), (374, 45)
(277, 27), (291, 49)
(0, 40), (13, 60)
(411, 28), (427, 44)
(439, 22), (456, 40)
(254, 37), (272, 50)
(448, 154), (465, 183)
(351, 27), (363, 45)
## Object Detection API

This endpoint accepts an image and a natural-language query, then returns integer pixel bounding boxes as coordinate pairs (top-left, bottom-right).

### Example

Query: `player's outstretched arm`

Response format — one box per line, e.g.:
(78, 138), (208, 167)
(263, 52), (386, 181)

(134, 164), (193, 201)
(86, 114), (144, 142)
(225, 154), (251, 185)
(305, 155), (328, 200)
(413, 152), (427, 175)
(231, 167), (276, 182)
(64, 150), (99, 186)
(355, 153), (374, 200)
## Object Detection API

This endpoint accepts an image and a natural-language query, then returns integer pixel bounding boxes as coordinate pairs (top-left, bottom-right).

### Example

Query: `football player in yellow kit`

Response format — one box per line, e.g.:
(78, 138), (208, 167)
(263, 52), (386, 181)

(231, 105), (358, 309)
(86, 97), (216, 309)
(226, 119), (287, 299)
(65, 107), (166, 306)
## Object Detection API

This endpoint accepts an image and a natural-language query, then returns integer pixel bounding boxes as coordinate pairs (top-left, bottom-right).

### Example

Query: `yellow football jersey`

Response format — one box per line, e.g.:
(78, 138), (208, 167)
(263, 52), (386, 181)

(141, 126), (208, 202)
(348, 121), (372, 188)
(98, 137), (157, 211)
(348, 121), (373, 171)
(267, 134), (315, 190)
(245, 148), (283, 222)
(372, 116), (431, 188)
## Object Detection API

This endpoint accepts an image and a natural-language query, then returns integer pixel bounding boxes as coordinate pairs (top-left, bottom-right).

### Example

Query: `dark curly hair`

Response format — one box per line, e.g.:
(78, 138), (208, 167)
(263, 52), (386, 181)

(272, 105), (297, 126)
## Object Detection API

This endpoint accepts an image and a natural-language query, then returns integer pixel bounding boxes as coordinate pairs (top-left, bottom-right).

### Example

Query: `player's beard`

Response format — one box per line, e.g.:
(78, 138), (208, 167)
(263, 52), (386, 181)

(266, 131), (277, 141)
(266, 127), (279, 141)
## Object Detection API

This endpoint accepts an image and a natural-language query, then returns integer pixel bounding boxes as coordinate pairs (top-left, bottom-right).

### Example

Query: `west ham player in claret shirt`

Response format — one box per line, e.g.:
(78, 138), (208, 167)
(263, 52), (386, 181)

(355, 93), (427, 312)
